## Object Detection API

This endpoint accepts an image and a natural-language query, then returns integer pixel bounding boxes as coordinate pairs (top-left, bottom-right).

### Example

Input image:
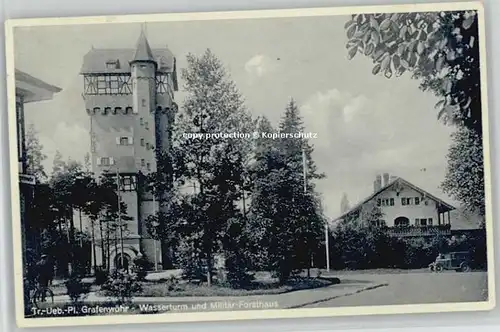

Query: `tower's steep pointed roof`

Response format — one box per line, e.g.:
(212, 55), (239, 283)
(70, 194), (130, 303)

(131, 30), (156, 63)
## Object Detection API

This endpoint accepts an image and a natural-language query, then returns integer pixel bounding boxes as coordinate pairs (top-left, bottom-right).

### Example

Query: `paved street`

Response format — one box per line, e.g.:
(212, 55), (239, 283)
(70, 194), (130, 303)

(304, 271), (488, 308)
(49, 270), (488, 313)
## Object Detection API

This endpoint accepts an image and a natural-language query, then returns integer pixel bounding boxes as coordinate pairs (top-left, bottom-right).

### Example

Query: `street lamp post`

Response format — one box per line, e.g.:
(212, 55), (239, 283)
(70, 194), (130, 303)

(75, 175), (85, 248)
(325, 222), (330, 272)
(115, 169), (125, 269)
(151, 181), (159, 271)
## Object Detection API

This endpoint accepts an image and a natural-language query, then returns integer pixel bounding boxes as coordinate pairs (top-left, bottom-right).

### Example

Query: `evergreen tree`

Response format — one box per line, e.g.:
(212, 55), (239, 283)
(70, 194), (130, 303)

(249, 100), (326, 282)
(25, 123), (47, 183)
(340, 193), (350, 214)
(51, 150), (65, 176)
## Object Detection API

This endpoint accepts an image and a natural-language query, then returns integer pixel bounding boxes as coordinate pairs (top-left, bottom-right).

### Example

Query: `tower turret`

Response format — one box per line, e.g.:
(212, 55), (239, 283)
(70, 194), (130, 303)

(131, 31), (157, 174)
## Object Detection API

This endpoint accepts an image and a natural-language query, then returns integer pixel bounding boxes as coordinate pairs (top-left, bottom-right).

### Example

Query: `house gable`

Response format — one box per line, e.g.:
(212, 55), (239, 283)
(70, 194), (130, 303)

(334, 177), (456, 225)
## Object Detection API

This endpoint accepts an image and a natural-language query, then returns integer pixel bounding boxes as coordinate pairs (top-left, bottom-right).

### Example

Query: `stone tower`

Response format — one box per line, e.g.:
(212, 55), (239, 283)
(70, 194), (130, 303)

(80, 31), (178, 270)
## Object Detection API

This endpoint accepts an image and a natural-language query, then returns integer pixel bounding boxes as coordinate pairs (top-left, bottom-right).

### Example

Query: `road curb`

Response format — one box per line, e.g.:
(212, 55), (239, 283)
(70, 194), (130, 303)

(285, 283), (389, 309)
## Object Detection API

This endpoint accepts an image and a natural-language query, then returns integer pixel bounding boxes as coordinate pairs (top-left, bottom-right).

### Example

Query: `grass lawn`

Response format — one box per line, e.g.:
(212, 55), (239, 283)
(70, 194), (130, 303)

(136, 275), (340, 297)
(49, 283), (100, 296)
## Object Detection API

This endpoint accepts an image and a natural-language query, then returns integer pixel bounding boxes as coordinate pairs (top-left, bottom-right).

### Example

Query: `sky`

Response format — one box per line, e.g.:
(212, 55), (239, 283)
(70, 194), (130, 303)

(13, 14), (456, 218)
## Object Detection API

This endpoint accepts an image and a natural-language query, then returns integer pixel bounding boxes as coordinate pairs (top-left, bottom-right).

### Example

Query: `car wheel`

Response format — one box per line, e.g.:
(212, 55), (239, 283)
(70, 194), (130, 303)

(461, 263), (471, 272)
(435, 265), (443, 272)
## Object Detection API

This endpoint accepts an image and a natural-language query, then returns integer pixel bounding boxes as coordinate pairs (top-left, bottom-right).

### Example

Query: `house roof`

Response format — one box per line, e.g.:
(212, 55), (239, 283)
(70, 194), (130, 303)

(15, 69), (62, 103)
(80, 30), (176, 75)
(15, 69), (61, 93)
(131, 30), (156, 64)
(333, 177), (456, 221)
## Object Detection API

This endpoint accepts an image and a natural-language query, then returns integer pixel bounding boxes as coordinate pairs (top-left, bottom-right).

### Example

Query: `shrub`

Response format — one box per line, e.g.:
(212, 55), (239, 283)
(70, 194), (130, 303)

(131, 254), (152, 281)
(176, 240), (206, 281)
(225, 251), (254, 288)
(65, 276), (91, 303)
(100, 269), (142, 304)
(330, 222), (487, 270)
(94, 267), (108, 285)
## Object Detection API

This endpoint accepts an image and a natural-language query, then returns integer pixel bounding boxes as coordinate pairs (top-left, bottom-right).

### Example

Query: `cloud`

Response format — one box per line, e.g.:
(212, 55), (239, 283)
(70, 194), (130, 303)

(244, 54), (276, 79)
(298, 88), (453, 217)
(39, 122), (90, 170)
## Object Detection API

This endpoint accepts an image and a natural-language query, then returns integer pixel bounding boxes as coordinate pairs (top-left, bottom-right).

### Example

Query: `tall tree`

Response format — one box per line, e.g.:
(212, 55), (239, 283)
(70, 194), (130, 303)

(441, 127), (484, 217)
(340, 193), (350, 214)
(249, 101), (325, 282)
(52, 150), (65, 176)
(25, 123), (47, 183)
(344, 11), (484, 215)
(148, 49), (255, 286)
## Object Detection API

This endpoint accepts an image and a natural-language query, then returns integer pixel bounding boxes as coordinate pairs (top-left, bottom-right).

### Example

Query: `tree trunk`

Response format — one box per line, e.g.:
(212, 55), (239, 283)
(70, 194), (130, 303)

(69, 207), (76, 247)
(206, 250), (212, 287)
(91, 219), (97, 273)
(78, 208), (83, 247)
(99, 218), (106, 271)
(114, 227), (118, 270)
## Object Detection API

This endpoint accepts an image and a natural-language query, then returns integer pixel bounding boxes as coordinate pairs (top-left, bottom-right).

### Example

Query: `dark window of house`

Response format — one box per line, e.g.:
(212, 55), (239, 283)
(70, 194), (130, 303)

(101, 157), (110, 166)
(390, 198), (394, 206)
(402, 197), (413, 205)
(428, 218), (433, 226)
(415, 197), (420, 205)
(141, 138), (145, 146)
(106, 60), (119, 70)
(120, 137), (129, 145)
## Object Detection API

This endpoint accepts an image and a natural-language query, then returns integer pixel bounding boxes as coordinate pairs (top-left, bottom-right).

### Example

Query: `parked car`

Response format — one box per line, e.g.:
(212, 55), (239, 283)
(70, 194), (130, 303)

(429, 251), (472, 272)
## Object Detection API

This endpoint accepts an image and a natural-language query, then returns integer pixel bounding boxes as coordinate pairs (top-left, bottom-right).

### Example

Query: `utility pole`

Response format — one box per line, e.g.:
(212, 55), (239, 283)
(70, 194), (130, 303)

(302, 148), (330, 273)
(116, 168), (124, 269)
(302, 148), (312, 278)
(325, 221), (330, 272)
(152, 182), (159, 271)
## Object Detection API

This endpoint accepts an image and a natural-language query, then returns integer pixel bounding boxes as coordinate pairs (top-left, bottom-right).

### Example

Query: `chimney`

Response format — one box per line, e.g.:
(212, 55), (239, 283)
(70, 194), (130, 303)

(374, 174), (382, 192)
(382, 173), (390, 187)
